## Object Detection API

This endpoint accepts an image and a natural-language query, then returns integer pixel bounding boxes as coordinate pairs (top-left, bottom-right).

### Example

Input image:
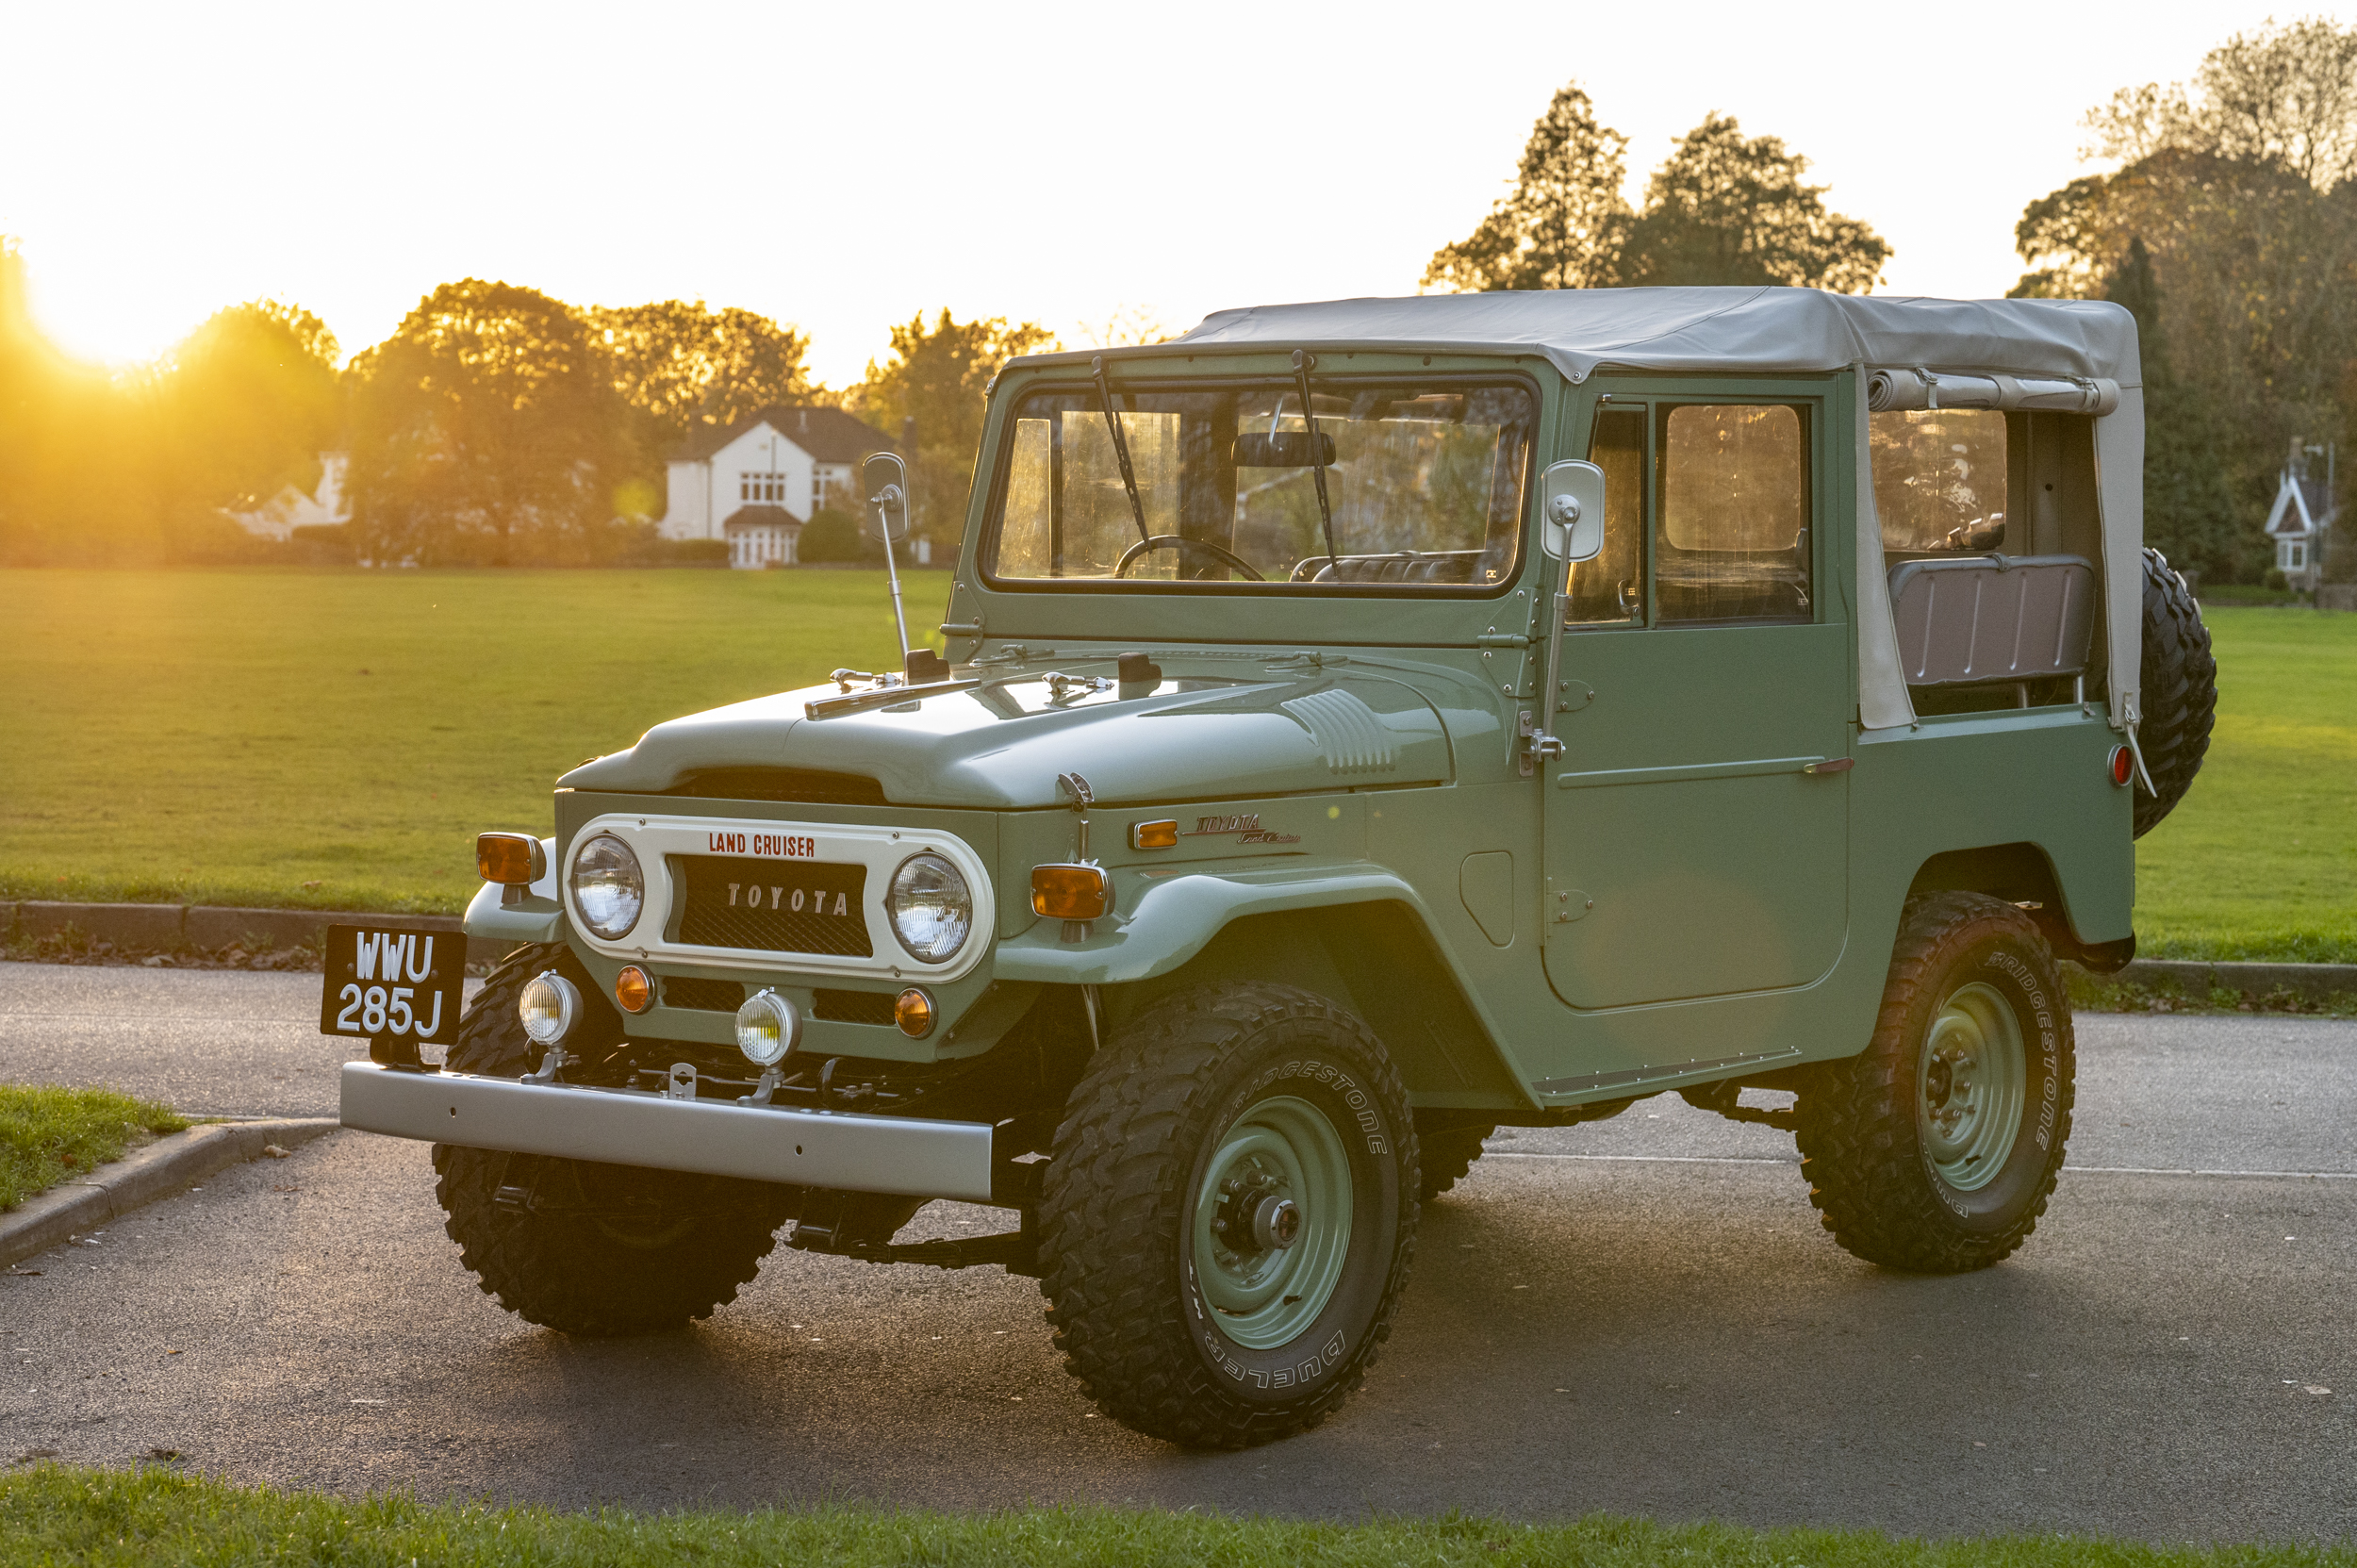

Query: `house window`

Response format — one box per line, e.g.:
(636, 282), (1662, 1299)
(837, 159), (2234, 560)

(741, 471), (788, 504)
(2283, 539), (2308, 571)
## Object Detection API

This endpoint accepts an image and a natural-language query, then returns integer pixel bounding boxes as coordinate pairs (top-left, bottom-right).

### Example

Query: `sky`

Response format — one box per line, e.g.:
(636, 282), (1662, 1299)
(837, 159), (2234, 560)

(3, 1), (2344, 388)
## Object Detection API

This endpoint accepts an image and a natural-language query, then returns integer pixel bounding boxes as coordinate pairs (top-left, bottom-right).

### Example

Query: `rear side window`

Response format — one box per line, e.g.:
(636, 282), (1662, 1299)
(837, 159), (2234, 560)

(1871, 409), (2008, 553)
(1656, 404), (1810, 623)
(1572, 407), (1647, 624)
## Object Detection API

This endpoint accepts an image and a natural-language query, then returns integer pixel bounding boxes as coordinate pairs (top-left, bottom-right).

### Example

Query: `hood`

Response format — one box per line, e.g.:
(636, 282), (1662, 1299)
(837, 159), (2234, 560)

(559, 665), (1458, 809)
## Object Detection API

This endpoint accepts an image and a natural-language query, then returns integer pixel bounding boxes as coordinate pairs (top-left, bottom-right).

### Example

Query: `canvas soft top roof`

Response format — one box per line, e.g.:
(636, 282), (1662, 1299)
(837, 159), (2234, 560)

(1012, 288), (2141, 388)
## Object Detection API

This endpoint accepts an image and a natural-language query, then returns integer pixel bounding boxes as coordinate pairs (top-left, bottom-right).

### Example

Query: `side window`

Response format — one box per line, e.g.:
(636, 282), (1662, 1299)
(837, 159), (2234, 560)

(1572, 406), (1646, 624)
(1871, 409), (2008, 553)
(1656, 404), (1810, 624)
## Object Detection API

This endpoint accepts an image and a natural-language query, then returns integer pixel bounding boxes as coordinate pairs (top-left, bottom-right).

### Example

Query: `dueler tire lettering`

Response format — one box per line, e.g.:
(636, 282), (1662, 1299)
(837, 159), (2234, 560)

(1795, 893), (2076, 1273)
(430, 944), (796, 1335)
(1038, 982), (1419, 1448)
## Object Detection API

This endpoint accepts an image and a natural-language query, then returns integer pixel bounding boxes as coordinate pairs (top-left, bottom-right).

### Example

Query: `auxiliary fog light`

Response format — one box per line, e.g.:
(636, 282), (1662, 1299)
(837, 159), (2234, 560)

(735, 988), (801, 1066)
(895, 987), (934, 1038)
(518, 970), (581, 1046)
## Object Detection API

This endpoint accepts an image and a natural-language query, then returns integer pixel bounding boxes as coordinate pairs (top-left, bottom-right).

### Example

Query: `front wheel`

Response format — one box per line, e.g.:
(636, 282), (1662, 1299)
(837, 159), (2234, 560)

(1039, 983), (1418, 1448)
(1795, 893), (2075, 1273)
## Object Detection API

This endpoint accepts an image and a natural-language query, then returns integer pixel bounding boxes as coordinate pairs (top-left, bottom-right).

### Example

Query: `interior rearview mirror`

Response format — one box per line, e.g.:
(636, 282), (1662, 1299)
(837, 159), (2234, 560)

(1232, 431), (1338, 469)
(863, 453), (913, 545)
(1541, 459), (1607, 563)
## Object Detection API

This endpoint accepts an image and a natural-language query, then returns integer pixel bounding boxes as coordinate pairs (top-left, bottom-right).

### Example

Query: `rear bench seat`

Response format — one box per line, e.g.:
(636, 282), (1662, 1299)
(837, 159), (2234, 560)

(1887, 553), (2096, 688)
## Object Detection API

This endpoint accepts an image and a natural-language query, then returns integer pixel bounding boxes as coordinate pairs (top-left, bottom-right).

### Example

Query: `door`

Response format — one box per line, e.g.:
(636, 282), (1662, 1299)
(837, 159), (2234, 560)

(1541, 395), (1851, 1010)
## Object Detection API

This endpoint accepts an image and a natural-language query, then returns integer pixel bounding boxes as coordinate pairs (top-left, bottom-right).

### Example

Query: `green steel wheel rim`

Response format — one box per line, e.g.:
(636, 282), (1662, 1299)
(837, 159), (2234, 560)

(1918, 980), (2027, 1192)
(1191, 1094), (1354, 1350)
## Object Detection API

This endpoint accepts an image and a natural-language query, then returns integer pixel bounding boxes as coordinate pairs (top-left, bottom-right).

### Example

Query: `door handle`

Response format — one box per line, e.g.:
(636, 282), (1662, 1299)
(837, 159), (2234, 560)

(1802, 758), (1854, 775)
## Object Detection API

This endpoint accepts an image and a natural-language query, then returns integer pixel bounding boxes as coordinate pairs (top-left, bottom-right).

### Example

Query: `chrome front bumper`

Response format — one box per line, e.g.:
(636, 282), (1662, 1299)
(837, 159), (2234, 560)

(339, 1063), (996, 1202)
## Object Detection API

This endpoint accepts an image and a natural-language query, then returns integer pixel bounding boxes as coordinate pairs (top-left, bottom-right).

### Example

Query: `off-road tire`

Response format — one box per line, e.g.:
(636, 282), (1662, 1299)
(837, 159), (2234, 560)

(1419, 1123), (1494, 1201)
(1038, 982), (1418, 1448)
(1794, 894), (2075, 1273)
(430, 944), (794, 1335)
(2134, 547), (2217, 838)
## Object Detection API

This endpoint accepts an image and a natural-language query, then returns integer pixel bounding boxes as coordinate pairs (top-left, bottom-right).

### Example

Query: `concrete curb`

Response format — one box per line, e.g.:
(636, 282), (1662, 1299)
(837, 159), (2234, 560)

(1, 1117), (338, 1271)
(2111, 958), (2357, 999)
(3, 900), (504, 966)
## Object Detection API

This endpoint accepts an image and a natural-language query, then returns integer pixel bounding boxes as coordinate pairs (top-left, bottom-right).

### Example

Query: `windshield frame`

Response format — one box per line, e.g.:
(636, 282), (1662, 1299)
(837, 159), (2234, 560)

(972, 367), (1542, 601)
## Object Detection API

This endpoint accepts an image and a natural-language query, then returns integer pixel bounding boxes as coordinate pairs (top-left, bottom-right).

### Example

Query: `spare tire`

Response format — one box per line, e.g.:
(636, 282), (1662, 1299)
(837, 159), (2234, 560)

(2134, 547), (2217, 838)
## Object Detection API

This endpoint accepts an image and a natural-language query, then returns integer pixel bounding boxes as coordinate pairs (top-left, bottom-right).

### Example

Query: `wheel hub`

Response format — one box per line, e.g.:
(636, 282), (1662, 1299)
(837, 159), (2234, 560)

(1917, 981), (2028, 1193)
(1192, 1095), (1354, 1350)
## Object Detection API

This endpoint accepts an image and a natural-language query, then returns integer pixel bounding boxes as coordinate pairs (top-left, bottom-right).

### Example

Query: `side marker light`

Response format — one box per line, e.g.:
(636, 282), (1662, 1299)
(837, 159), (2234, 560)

(1129, 819), (1178, 850)
(1031, 864), (1111, 920)
(615, 965), (654, 1014)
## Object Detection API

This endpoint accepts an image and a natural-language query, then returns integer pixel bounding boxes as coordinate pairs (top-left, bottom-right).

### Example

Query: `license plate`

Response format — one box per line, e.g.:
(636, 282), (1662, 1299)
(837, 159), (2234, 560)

(319, 924), (465, 1056)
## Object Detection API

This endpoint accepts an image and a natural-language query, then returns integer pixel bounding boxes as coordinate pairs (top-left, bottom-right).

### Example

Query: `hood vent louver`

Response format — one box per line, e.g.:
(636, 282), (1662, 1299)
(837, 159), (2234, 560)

(657, 767), (888, 805)
(1281, 689), (1398, 776)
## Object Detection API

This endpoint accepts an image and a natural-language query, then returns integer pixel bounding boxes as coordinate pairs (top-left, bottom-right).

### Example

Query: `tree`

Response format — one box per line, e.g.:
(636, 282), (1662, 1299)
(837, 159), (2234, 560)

(346, 279), (634, 566)
(2103, 238), (2244, 578)
(1614, 115), (1888, 290)
(586, 300), (813, 462)
(2085, 16), (2357, 190)
(851, 309), (1055, 550)
(155, 300), (343, 513)
(1424, 85), (1630, 292)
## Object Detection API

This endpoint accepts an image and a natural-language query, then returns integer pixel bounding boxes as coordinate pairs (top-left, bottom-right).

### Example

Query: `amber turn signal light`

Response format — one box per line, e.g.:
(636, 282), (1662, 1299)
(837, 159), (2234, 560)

(615, 965), (654, 1014)
(895, 987), (934, 1038)
(1030, 864), (1111, 920)
(1129, 819), (1178, 850)
(477, 832), (547, 885)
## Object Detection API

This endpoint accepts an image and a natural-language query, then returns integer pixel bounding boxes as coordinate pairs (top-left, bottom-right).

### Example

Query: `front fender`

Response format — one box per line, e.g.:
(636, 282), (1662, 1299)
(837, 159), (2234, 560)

(991, 861), (1437, 985)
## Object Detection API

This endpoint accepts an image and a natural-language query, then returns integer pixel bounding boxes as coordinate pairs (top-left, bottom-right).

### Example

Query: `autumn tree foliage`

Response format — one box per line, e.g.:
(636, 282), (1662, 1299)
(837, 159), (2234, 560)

(1426, 85), (1887, 295)
(2014, 18), (2357, 579)
(346, 279), (634, 567)
(849, 308), (1055, 551)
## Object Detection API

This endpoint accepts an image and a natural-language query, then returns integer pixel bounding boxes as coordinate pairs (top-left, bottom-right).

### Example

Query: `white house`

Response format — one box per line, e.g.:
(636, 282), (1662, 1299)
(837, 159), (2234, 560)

(225, 451), (349, 540)
(661, 405), (900, 569)
(2265, 437), (2337, 588)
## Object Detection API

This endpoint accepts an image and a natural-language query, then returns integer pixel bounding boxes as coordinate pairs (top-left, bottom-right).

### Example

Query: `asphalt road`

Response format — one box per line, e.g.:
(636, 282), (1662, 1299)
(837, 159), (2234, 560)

(2, 959), (2350, 1542)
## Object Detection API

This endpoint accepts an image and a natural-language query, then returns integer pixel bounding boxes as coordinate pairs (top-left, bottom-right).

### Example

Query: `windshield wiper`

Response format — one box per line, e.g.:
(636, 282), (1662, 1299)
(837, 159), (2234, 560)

(1091, 355), (1151, 547)
(1293, 350), (1341, 575)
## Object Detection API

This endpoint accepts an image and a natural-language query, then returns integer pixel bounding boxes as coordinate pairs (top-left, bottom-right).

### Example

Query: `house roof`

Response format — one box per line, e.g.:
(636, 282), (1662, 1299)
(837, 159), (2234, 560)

(2266, 470), (2335, 537)
(722, 504), (800, 532)
(672, 404), (900, 465)
(1010, 288), (2143, 387)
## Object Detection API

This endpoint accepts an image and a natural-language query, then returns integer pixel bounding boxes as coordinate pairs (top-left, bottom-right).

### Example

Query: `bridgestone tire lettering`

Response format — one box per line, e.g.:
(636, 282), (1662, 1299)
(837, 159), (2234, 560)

(1794, 892), (2076, 1273)
(1038, 982), (1419, 1448)
(430, 943), (798, 1335)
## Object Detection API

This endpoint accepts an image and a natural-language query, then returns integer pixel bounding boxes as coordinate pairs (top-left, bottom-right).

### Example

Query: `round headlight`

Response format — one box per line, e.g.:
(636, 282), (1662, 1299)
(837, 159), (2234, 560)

(569, 833), (644, 940)
(518, 970), (580, 1046)
(734, 988), (800, 1066)
(888, 852), (972, 963)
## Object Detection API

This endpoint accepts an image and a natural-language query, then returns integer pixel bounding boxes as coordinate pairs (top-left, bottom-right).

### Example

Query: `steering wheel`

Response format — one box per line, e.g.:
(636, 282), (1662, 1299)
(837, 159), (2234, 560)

(1113, 535), (1265, 582)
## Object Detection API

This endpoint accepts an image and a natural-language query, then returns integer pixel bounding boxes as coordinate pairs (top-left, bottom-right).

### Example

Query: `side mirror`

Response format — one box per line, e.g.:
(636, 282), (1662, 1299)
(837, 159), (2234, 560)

(863, 453), (913, 544)
(1541, 459), (1607, 563)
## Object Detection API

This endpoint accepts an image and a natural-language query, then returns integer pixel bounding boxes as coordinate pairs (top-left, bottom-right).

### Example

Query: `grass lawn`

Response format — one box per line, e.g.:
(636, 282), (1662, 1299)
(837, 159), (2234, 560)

(0, 1084), (186, 1211)
(6, 1469), (2351, 1568)
(0, 568), (947, 915)
(0, 572), (2349, 961)
(2132, 608), (2357, 964)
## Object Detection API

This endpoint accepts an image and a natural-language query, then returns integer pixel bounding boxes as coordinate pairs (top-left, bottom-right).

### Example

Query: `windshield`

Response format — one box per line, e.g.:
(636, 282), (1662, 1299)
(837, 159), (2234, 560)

(983, 377), (1535, 591)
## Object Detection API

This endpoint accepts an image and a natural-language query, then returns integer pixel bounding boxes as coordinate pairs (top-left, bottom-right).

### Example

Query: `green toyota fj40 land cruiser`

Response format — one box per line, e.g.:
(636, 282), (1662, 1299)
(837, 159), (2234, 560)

(332, 288), (2216, 1449)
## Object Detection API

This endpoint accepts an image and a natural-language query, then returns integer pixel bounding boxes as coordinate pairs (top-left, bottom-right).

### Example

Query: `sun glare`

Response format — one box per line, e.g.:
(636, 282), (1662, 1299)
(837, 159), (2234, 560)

(25, 268), (215, 370)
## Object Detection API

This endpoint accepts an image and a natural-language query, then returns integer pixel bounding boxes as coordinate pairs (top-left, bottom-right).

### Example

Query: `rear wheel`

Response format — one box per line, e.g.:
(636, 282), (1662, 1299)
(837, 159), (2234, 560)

(1039, 982), (1418, 1448)
(431, 945), (795, 1335)
(1795, 894), (2075, 1273)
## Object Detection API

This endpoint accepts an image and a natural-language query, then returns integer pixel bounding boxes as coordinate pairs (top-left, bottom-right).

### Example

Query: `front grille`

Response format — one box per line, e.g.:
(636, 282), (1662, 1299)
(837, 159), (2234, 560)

(814, 988), (896, 1026)
(663, 975), (745, 1013)
(672, 855), (872, 957)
